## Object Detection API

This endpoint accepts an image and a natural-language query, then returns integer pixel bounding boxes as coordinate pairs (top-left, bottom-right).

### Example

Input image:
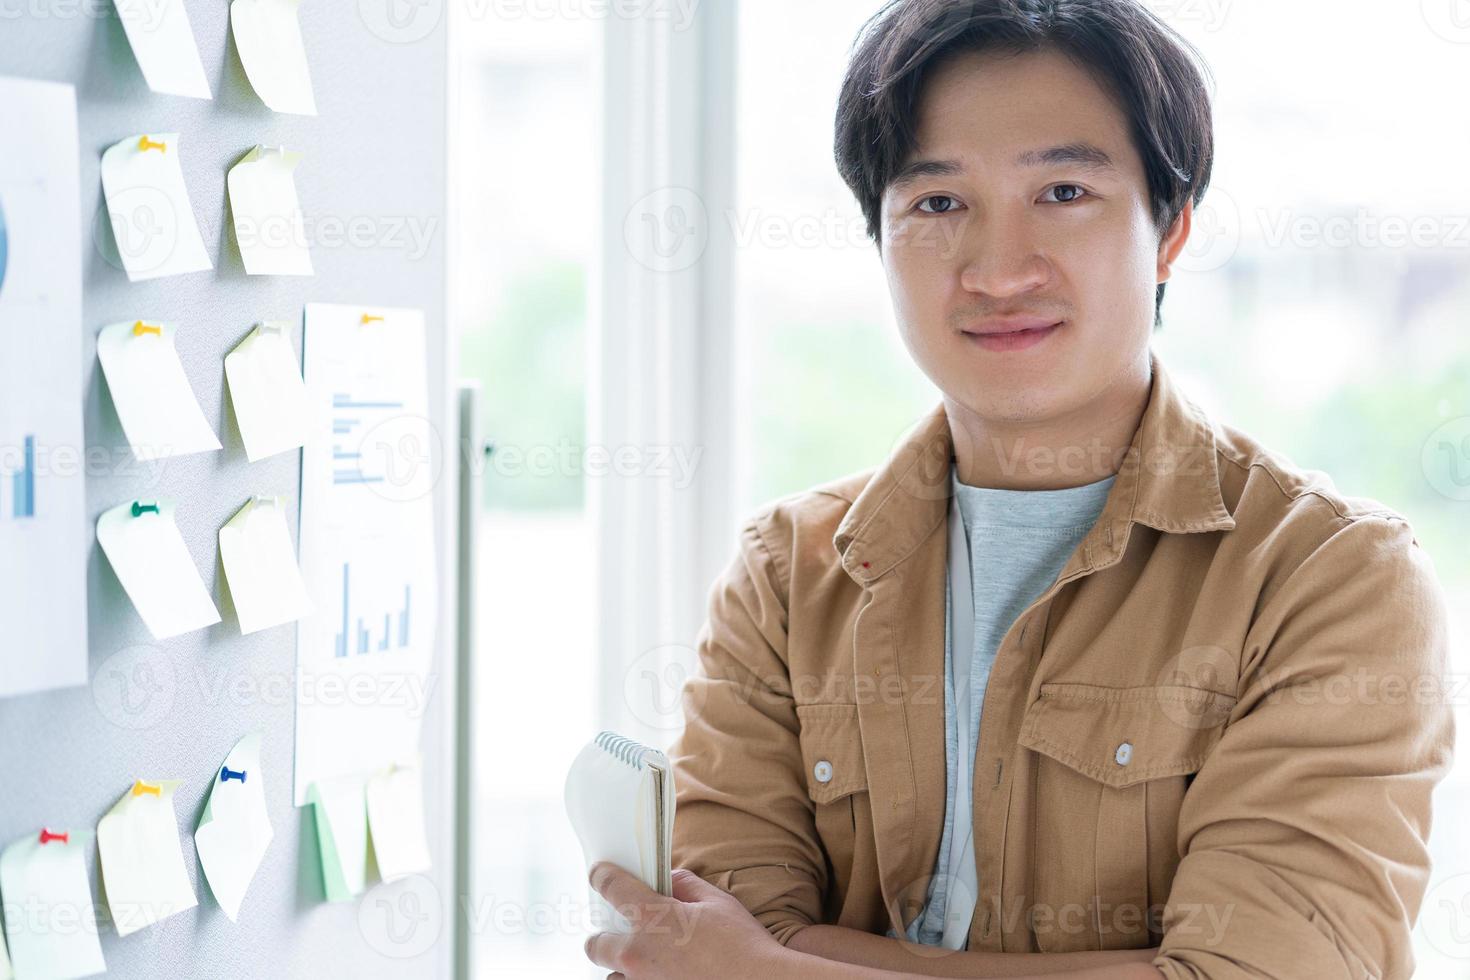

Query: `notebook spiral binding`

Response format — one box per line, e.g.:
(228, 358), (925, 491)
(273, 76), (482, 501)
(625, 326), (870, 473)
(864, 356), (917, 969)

(595, 731), (653, 769)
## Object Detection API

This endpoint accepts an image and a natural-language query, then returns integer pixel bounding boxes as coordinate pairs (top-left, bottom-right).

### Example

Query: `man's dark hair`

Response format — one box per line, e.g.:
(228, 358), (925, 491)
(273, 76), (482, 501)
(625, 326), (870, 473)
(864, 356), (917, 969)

(834, 0), (1216, 329)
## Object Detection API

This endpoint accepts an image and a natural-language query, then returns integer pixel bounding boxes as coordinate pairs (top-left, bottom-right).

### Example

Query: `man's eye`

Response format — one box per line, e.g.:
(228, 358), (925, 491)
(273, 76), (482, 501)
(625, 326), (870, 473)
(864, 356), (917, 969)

(916, 195), (960, 214)
(1044, 184), (1089, 204)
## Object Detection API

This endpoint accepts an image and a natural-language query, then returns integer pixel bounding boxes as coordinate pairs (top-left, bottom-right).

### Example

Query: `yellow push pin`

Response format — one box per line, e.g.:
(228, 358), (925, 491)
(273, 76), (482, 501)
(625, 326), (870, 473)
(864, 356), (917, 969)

(361, 313), (384, 325)
(131, 780), (162, 798)
(132, 320), (162, 337)
(136, 135), (167, 153)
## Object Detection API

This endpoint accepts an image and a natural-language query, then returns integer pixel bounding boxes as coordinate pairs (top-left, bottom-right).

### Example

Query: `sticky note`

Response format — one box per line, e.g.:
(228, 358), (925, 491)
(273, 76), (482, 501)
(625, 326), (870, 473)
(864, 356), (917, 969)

(97, 320), (221, 461)
(99, 133), (212, 280)
(97, 498), (221, 640)
(97, 780), (198, 936)
(0, 829), (106, 979)
(224, 322), (309, 461)
(219, 496), (311, 635)
(366, 760), (432, 882)
(230, 0), (316, 115)
(195, 733), (274, 921)
(0, 912), (9, 980)
(113, 0), (211, 99)
(307, 775), (368, 901)
(227, 145), (312, 276)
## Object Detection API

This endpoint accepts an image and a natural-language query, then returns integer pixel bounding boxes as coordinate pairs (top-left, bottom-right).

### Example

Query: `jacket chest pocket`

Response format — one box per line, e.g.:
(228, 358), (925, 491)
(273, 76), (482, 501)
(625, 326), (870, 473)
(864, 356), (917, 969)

(1016, 682), (1235, 953)
(795, 702), (868, 915)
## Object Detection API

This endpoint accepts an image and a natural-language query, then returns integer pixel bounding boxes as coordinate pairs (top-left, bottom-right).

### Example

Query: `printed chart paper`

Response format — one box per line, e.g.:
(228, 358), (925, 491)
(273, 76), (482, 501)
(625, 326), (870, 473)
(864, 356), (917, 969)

(0, 829), (105, 979)
(97, 320), (221, 460)
(219, 495), (312, 635)
(100, 133), (212, 281)
(97, 498), (221, 640)
(294, 303), (436, 804)
(195, 733), (274, 921)
(227, 145), (312, 276)
(230, 0), (316, 114)
(113, 0), (211, 99)
(0, 78), (88, 699)
(96, 780), (198, 937)
(224, 321), (309, 461)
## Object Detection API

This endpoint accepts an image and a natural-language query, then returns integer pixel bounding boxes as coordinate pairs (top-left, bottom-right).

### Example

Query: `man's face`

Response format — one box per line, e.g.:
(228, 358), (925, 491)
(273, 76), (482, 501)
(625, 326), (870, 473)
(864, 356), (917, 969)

(879, 46), (1184, 424)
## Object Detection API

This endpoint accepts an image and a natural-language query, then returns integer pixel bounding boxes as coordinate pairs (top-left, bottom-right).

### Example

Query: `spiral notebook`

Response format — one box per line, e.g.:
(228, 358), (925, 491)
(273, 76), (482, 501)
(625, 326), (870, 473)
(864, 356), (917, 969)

(563, 731), (675, 932)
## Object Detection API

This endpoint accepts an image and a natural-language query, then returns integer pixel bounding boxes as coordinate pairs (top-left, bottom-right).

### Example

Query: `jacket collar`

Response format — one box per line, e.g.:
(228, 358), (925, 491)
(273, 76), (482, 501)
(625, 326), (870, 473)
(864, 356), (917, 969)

(832, 348), (1236, 585)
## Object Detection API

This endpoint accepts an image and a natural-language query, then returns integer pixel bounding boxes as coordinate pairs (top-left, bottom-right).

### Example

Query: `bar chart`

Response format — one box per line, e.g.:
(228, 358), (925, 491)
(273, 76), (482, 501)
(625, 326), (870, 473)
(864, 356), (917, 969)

(332, 560), (412, 657)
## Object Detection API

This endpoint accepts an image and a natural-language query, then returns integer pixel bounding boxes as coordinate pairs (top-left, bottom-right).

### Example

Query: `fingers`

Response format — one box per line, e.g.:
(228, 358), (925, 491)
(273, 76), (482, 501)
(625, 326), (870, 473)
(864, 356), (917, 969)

(589, 861), (664, 919)
(668, 867), (718, 903)
(584, 929), (632, 971)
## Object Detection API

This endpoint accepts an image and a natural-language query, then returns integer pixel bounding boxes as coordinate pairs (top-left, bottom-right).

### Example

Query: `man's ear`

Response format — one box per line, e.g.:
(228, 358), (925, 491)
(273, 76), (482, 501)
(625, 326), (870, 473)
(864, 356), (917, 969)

(1156, 197), (1194, 284)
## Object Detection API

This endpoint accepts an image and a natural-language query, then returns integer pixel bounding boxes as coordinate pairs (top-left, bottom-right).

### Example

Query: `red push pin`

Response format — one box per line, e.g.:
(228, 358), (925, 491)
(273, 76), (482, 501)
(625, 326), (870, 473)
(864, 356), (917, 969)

(38, 828), (68, 845)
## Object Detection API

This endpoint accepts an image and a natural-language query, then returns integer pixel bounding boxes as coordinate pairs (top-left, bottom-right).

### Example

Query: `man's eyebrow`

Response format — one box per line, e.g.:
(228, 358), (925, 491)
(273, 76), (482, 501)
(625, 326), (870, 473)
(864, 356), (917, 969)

(1014, 142), (1119, 174)
(887, 143), (1119, 191)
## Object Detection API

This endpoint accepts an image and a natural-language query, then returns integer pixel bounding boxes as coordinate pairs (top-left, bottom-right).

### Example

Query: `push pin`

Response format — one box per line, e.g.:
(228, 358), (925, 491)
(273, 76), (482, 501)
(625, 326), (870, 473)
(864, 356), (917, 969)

(132, 320), (162, 337)
(220, 766), (247, 784)
(130, 501), (160, 517)
(360, 313), (384, 325)
(137, 135), (167, 153)
(131, 780), (162, 797)
(38, 828), (69, 845)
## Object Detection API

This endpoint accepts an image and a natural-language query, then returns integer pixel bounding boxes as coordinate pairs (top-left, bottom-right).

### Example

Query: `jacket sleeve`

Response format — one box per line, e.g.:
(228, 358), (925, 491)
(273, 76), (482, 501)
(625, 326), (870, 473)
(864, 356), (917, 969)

(1153, 514), (1456, 980)
(666, 512), (827, 947)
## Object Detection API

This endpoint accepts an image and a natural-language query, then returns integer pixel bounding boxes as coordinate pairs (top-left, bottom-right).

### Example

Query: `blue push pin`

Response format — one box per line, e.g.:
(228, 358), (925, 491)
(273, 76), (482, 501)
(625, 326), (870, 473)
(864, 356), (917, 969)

(220, 766), (247, 784)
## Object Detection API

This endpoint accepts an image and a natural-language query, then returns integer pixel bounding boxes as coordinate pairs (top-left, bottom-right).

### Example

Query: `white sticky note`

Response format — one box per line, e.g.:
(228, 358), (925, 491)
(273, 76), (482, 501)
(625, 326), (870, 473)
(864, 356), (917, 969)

(0, 829), (106, 980)
(366, 760), (432, 882)
(97, 320), (221, 461)
(195, 733), (274, 921)
(219, 495), (312, 635)
(224, 322), (309, 461)
(227, 145), (312, 276)
(97, 498), (221, 640)
(99, 133), (212, 281)
(97, 780), (198, 937)
(230, 0), (316, 115)
(307, 775), (368, 901)
(113, 0), (211, 99)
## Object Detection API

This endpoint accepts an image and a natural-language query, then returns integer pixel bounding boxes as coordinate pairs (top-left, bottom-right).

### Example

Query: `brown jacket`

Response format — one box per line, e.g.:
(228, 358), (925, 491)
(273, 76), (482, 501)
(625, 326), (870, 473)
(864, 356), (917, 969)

(668, 349), (1455, 979)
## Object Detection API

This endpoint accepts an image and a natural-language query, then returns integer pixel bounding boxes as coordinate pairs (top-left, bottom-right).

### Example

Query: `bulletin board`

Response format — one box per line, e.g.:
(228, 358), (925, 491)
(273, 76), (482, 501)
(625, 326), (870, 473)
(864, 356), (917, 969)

(0, 4), (455, 977)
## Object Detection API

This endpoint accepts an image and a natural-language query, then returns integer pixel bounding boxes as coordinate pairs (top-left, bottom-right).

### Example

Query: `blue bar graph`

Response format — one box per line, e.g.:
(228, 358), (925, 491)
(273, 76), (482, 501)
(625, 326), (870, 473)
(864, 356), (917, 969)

(7, 434), (35, 519)
(331, 561), (413, 656)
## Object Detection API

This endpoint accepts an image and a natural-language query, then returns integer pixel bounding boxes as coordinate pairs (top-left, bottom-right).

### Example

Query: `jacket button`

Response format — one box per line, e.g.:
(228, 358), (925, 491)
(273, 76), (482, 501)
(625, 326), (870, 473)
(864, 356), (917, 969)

(1114, 741), (1133, 766)
(813, 760), (833, 783)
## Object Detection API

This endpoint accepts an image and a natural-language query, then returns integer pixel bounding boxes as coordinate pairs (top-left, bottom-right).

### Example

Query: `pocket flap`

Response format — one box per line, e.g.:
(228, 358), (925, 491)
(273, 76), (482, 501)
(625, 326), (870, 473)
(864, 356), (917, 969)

(794, 703), (868, 804)
(1017, 682), (1236, 788)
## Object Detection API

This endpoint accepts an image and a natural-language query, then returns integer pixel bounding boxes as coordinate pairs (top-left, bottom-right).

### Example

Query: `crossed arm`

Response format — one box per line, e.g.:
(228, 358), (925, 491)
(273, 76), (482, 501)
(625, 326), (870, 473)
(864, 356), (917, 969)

(585, 861), (1166, 980)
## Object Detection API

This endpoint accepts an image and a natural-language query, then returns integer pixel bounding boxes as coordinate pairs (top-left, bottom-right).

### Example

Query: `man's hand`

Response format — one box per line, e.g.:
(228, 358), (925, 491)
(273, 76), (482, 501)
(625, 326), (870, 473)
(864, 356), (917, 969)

(583, 862), (795, 979)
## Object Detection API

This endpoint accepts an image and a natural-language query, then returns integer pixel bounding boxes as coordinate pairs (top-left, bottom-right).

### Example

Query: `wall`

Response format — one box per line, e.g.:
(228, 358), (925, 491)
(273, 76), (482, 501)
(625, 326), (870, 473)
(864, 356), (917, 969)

(0, 4), (454, 977)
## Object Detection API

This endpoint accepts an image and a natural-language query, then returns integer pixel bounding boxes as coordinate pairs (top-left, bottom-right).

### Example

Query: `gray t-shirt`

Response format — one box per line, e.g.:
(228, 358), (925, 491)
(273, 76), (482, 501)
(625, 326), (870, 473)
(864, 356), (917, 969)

(891, 460), (1115, 948)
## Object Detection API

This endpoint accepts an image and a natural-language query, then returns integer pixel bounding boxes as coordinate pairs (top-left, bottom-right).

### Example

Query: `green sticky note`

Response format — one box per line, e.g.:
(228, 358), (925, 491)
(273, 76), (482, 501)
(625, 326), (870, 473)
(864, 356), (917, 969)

(307, 775), (368, 902)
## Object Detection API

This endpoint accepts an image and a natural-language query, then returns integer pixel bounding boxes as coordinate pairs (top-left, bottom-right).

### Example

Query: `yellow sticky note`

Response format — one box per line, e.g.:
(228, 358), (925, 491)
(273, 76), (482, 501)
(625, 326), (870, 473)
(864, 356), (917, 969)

(99, 134), (212, 281)
(96, 781), (198, 936)
(0, 829), (106, 979)
(366, 760), (432, 882)
(227, 145), (312, 276)
(97, 499), (221, 641)
(97, 320), (222, 461)
(223, 322), (309, 462)
(219, 496), (312, 635)
(195, 734), (275, 920)
(230, 0), (316, 114)
(113, 0), (211, 99)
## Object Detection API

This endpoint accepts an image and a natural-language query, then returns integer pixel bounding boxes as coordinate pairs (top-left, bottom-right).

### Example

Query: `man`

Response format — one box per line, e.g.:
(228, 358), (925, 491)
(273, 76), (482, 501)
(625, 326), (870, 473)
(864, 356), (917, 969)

(584, 0), (1455, 977)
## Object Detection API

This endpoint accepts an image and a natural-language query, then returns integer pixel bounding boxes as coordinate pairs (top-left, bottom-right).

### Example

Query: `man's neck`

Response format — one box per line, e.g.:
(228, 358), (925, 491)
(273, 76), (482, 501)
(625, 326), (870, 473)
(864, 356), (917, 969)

(944, 359), (1152, 491)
